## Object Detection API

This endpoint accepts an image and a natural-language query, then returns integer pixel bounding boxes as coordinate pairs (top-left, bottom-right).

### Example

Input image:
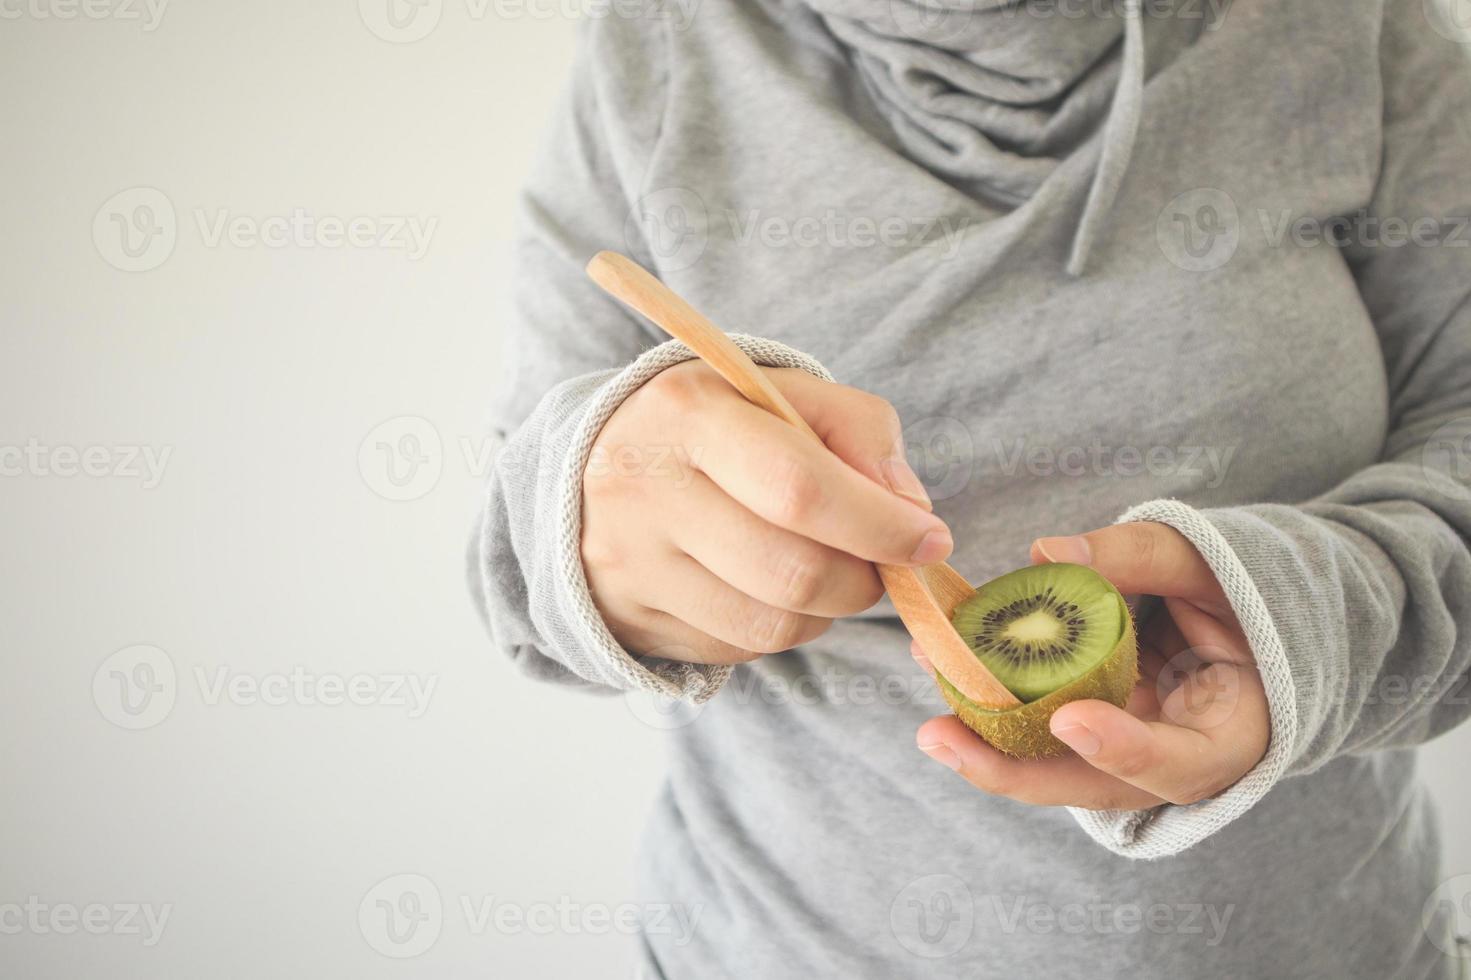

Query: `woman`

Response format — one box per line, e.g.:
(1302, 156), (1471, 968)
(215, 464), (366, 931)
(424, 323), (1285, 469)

(471, 0), (1471, 975)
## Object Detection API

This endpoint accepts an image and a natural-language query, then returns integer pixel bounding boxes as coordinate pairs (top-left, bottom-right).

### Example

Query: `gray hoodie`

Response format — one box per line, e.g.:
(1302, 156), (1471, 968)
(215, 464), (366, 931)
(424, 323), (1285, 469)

(470, 0), (1471, 975)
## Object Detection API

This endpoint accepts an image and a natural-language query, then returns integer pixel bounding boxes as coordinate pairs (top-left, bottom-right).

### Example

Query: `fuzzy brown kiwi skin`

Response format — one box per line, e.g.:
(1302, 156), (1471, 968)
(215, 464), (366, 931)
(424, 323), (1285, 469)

(935, 593), (1139, 760)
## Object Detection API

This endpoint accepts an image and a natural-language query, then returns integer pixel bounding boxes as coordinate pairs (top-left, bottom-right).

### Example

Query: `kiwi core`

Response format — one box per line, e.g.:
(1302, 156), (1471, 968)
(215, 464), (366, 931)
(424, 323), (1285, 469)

(1004, 609), (1065, 643)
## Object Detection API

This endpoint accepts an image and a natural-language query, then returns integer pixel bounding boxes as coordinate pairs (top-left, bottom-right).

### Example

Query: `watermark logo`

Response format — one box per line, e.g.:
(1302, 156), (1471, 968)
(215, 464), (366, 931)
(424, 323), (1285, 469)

(890, 874), (973, 959)
(359, 415), (444, 501)
(625, 187), (709, 273)
(1426, 0), (1471, 43)
(1422, 873), (1471, 959)
(359, 0), (443, 42)
(94, 187), (177, 273)
(1155, 647), (1243, 731)
(1422, 417), (1471, 502)
(886, 0), (975, 44)
(624, 688), (706, 731)
(1157, 188), (1240, 272)
(359, 874), (443, 958)
(904, 416), (975, 503)
(92, 645), (177, 730)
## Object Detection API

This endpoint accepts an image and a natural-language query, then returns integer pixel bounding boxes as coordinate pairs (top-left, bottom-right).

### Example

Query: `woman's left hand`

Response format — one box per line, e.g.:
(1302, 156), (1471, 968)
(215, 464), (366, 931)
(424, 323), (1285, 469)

(913, 522), (1271, 810)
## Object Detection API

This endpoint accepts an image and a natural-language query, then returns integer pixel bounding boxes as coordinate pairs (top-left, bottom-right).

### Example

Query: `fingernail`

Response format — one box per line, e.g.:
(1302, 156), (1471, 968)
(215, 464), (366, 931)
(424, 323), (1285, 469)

(911, 649), (934, 675)
(1036, 535), (1092, 566)
(918, 740), (962, 771)
(910, 527), (953, 564)
(1051, 722), (1102, 757)
(880, 456), (932, 511)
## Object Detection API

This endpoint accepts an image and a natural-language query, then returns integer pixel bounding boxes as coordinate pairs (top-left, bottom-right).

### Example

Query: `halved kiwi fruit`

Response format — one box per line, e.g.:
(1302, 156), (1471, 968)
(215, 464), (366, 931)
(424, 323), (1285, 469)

(935, 563), (1138, 759)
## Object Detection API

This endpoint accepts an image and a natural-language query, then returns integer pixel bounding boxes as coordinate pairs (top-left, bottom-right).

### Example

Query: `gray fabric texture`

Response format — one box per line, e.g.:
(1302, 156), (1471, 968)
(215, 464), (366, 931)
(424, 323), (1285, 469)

(469, 0), (1471, 975)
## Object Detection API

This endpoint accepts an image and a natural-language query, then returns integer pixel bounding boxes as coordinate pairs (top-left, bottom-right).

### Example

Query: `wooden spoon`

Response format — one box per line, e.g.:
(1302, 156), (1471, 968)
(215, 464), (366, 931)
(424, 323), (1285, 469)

(585, 252), (1020, 710)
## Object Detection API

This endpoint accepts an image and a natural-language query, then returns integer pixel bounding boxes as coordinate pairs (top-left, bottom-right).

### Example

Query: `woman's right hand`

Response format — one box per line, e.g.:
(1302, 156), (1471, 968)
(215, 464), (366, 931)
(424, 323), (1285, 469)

(580, 361), (954, 664)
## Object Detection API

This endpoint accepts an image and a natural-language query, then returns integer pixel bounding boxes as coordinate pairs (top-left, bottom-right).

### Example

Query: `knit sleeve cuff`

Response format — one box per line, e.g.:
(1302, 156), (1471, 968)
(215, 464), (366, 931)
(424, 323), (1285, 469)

(1065, 499), (1300, 858)
(553, 335), (835, 702)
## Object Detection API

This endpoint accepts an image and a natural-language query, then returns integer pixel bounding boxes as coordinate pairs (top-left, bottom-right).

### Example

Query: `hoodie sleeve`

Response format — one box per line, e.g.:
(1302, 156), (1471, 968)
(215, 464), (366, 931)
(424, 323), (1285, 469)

(467, 19), (833, 700)
(1070, 0), (1471, 858)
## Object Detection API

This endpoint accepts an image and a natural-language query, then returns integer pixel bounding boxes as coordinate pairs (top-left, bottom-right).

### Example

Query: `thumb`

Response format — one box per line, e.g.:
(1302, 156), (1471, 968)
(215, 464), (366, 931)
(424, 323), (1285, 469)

(770, 370), (932, 511)
(1030, 521), (1224, 603)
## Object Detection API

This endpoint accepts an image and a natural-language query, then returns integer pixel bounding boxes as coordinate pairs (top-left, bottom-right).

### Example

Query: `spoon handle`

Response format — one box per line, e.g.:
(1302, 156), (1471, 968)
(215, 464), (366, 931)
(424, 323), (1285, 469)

(585, 252), (1020, 709)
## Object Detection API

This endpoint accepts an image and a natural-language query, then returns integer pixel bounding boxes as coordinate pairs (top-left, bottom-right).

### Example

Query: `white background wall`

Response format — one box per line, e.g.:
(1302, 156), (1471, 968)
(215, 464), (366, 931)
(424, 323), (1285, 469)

(2, 4), (1468, 978)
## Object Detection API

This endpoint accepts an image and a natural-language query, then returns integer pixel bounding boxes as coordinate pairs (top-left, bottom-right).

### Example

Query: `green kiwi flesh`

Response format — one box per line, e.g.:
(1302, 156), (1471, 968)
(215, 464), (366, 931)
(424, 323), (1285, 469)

(936, 563), (1138, 759)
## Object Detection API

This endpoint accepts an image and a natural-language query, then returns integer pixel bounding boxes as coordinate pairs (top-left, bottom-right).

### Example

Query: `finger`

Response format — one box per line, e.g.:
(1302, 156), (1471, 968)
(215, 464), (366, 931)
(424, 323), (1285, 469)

(1141, 601), (1191, 660)
(1122, 668), (1162, 721)
(1031, 522), (1227, 608)
(606, 604), (762, 666)
(1135, 640), (1171, 689)
(910, 639), (935, 677)
(1048, 697), (1250, 806)
(916, 715), (1164, 811)
(768, 370), (932, 511)
(638, 554), (831, 656)
(667, 473), (884, 618)
(1163, 596), (1254, 668)
(686, 396), (952, 566)
(585, 554), (759, 666)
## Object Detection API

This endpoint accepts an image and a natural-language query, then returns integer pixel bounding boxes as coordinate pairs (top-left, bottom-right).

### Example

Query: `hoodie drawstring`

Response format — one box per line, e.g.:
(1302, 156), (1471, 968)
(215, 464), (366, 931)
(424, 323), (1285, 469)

(1067, 0), (1146, 277)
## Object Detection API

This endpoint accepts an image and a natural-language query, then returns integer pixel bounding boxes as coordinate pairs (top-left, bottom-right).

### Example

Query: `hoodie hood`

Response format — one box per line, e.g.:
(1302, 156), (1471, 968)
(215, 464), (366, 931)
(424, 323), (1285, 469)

(797, 0), (1205, 273)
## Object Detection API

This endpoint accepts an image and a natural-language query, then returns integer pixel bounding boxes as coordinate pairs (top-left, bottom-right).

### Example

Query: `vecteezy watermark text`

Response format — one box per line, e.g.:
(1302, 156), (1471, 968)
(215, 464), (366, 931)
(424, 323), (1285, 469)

(357, 873), (702, 958)
(92, 645), (439, 729)
(93, 187), (437, 272)
(724, 209), (968, 260)
(0, 898), (172, 947)
(0, 439), (171, 488)
(357, 0), (699, 44)
(889, 874), (1235, 960)
(194, 666), (437, 718)
(1257, 209), (1471, 250)
(984, 895), (1234, 945)
(0, 0), (168, 29)
(992, 438), (1237, 488)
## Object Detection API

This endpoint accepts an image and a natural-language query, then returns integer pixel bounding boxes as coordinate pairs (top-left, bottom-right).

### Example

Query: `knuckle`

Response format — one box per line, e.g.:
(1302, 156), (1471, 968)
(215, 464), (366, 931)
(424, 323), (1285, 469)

(745, 608), (810, 654)
(968, 764), (1012, 797)
(581, 458), (622, 501)
(774, 547), (826, 610)
(641, 361), (715, 414)
(1126, 524), (1160, 577)
(1107, 748), (1156, 783)
(708, 641), (764, 665)
(801, 616), (834, 644)
(578, 528), (625, 576)
(1166, 781), (1215, 806)
(861, 392), (903, 438)
(851, 569), (887, 611)
(761, 452), (823, 526)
